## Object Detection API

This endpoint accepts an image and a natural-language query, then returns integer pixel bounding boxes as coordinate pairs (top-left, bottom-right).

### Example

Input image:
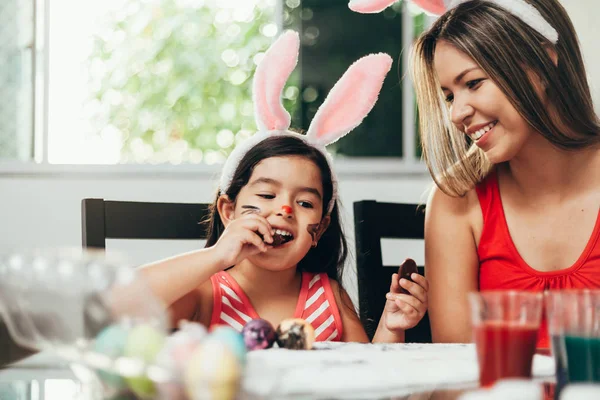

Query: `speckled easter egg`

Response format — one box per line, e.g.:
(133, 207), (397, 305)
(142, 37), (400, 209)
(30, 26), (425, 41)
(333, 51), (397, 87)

(155, 322), (207, 400)
(123, 324), (166, 397)
(184, 340), (241, 400)
(156, 321), (207, 370)
(93, 324), (128, 389)
(275, 318), (315, 350)
(241, 319), (276, 351)
(208, 326), (247, 364)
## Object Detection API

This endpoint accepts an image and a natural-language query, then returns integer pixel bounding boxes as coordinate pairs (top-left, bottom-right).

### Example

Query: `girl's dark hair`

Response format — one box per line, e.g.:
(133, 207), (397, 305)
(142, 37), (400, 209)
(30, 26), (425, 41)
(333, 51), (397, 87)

(203, 135), (348, 283)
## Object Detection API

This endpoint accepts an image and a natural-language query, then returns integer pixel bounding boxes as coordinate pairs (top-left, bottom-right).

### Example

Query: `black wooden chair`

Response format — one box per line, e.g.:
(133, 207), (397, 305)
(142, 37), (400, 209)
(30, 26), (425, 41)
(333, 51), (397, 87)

(353, 200), (431, 342)
(81, 198), (211, 249)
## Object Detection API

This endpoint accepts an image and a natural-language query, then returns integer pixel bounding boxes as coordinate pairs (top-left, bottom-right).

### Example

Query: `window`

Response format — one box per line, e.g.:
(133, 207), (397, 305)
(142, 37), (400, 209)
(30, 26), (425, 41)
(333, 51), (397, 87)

(1, 0), (430, 166)
(0, 0), (36, 161)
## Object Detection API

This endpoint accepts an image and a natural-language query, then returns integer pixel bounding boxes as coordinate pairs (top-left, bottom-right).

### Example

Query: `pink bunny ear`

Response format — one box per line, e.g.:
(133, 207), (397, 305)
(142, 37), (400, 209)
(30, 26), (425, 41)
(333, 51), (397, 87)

(412, 0), (448, 14)
(348, 0), (398, 13)
(306, 53), (393, 146)
(253, 30), (299, 131)
(349, 0), (448, 15)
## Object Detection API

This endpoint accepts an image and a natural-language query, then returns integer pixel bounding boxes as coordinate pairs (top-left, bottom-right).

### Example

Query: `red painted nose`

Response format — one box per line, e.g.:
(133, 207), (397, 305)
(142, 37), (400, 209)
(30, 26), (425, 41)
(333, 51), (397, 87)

(281, 205), (293, 214)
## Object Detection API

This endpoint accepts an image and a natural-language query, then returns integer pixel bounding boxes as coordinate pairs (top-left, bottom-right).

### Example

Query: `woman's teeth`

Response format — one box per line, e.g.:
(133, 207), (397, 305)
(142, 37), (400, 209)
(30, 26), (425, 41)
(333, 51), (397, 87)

(470, 121), (497, 140)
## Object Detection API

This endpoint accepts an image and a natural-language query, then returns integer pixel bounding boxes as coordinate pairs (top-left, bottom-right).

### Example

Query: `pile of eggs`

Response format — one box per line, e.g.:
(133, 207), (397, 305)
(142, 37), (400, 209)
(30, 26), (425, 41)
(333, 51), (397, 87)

(90, 317), (315, 400)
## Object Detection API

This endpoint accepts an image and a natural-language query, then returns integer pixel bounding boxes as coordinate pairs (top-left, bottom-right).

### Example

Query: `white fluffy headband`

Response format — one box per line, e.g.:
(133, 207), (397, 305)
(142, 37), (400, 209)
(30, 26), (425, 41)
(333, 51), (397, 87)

(348, 0), (558, 44)
(219, 31), (393, 214)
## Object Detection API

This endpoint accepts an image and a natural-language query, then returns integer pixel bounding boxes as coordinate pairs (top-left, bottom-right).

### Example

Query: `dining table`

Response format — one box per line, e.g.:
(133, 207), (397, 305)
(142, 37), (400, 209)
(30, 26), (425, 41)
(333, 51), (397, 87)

(0, 342), (556, 400)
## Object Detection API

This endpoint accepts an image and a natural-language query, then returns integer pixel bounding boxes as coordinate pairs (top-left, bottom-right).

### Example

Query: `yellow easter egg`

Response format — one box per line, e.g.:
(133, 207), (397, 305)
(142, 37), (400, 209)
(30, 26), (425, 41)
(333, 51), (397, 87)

(184, 340), (242, 400)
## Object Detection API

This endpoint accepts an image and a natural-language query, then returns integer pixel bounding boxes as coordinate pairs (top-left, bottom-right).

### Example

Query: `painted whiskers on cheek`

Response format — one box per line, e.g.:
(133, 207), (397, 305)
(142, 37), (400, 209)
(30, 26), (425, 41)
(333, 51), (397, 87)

(241, 205), (261, 215)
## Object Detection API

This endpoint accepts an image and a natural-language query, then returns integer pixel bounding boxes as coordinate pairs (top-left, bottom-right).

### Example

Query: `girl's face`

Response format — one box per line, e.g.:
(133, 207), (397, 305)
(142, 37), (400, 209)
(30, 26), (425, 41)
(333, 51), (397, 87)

(229, 155), (329, 271)
(434, 40), (536, 164)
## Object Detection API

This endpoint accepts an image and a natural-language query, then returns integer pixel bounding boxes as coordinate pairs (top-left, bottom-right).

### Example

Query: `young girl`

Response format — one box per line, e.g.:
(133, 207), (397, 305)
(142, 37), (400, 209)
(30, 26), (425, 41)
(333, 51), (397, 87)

(353, 0), (600, 347)
(141, 31), (429, 344)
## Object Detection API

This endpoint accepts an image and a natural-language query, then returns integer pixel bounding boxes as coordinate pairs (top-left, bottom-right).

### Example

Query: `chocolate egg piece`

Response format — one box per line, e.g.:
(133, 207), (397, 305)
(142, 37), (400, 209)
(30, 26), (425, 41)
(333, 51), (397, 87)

(242, 319), (276, 351)
(275, 318), (315, 350)
(398, 258), (418, 295)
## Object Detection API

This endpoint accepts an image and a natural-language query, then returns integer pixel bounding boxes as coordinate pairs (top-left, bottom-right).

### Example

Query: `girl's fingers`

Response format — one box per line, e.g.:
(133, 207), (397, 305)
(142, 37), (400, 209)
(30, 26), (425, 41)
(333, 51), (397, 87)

(386, 292), (424, 313)
(241, 230), (269, 252)
(394, 298), (419, 316)
(399, 278), (427, 304)
(411, 273), (429, 292)
(241, 215), (273, 243)
(390, 273), (401, 293)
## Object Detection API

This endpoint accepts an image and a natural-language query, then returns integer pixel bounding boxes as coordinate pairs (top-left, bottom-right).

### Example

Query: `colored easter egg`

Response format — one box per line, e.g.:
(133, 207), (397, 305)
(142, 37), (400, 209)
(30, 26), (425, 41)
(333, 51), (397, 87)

(157, 321), (207, 370)
(93, 324), (128, 389)
(276, 318), (315, 350)
(184, 340), (241, 400)
(241, 319), (276, 350)
(123, 324), (166, 397)
(155, 322), (207, 400)
(207, 326), (247, 364)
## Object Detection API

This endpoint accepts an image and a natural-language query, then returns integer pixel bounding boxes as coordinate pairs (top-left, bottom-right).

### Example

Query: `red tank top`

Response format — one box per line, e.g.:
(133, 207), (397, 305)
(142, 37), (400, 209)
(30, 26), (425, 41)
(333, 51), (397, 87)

(476, 170), (600, 348)
(210, 271), (343, 342)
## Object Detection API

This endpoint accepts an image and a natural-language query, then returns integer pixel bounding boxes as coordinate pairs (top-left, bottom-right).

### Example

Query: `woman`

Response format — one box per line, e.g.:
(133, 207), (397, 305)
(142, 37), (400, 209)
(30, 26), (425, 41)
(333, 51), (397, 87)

(410, 0), (600, 347)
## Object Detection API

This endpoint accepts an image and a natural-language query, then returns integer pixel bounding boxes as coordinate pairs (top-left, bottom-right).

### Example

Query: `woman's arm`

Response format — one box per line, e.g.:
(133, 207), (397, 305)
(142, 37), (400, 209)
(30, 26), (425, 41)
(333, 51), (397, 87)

(425, 186), (480, 343)
(330, 280), (370, 343)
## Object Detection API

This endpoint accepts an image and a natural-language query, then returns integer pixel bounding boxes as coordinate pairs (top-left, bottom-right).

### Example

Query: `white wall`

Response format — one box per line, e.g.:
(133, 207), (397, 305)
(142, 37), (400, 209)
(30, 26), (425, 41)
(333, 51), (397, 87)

(561, 0), (600, 112)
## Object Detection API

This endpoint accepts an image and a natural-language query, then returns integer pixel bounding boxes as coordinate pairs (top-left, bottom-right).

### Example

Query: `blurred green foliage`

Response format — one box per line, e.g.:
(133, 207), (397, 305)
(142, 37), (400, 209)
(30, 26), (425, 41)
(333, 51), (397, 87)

(89, 0), (299, 164)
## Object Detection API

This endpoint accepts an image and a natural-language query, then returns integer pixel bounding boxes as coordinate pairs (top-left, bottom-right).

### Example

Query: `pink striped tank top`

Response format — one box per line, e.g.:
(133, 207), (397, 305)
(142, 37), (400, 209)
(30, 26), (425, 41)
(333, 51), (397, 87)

(209, 270), (343, 342)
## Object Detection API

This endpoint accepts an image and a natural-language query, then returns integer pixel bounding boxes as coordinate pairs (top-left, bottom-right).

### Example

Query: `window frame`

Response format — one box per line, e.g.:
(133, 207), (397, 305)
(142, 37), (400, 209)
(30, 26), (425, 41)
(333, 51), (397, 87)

(0, 0), (430, 178)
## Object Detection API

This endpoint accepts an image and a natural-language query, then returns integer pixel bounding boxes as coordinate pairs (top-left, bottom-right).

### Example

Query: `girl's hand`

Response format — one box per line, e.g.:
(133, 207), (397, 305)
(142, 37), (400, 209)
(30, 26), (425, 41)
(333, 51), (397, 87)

(212, 214), (274, 268)
(381, 272), (429, 333)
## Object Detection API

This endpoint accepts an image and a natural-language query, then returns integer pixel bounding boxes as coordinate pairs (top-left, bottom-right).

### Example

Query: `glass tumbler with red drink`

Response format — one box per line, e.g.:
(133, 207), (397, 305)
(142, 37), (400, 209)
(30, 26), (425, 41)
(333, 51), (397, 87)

(469, 291), (544, 387)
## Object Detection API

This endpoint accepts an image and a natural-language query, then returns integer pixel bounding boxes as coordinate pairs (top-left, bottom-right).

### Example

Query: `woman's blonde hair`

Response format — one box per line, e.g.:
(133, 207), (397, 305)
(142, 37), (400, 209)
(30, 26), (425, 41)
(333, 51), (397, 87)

(411, 0), (600, 197)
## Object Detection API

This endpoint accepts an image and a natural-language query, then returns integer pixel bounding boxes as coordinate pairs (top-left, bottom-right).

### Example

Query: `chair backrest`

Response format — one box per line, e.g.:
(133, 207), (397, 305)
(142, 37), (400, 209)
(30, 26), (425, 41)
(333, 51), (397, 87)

(81, 198), (211, 249)
(353, 200), (431, 342)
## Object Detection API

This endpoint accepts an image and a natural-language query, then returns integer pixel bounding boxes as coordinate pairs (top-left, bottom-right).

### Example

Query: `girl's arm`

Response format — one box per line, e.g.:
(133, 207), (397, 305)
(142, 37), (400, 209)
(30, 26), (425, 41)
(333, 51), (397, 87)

(425, 186), (479, 343)
(140, 248), (225, 312)
(140, 214), (274, 327)
(330, 280), (370, 343)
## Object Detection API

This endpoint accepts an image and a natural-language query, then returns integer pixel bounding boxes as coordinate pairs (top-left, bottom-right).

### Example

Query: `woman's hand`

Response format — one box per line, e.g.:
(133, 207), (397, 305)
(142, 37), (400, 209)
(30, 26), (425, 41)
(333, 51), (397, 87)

(381, 272), (429, 333)
(211, 214), (274, 268)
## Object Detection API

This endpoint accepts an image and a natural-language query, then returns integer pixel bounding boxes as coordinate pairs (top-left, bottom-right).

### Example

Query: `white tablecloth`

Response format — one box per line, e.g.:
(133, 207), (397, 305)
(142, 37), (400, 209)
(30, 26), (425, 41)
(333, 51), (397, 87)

(243, 343), (555, 399)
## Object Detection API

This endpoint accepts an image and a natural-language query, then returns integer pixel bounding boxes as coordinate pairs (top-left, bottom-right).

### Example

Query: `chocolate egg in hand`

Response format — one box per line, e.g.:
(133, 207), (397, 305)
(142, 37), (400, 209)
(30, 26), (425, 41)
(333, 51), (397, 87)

(398, 258), (418, 295)
(242, 319), (276, 351)
(276, 318), (315, 350)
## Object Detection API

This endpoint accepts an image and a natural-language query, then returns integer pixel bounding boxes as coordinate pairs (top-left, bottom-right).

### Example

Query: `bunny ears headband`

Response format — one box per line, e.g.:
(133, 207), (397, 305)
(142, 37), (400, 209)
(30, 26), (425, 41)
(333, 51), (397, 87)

(349, 0), (558, 44)
(219, 31), (392, 214)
